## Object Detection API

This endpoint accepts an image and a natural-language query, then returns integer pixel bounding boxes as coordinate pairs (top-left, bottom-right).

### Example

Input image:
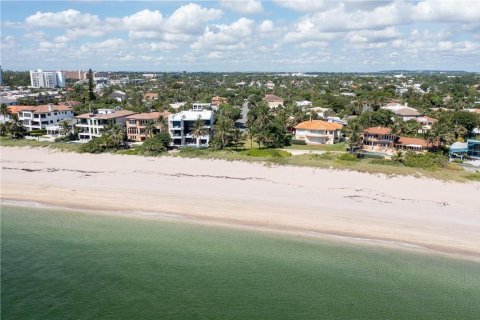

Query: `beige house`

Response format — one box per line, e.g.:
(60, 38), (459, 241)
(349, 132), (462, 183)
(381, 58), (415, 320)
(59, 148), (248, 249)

(125, 111), (170, 142)
(264, 94), (284, 109)
(294, 120), (343, 145)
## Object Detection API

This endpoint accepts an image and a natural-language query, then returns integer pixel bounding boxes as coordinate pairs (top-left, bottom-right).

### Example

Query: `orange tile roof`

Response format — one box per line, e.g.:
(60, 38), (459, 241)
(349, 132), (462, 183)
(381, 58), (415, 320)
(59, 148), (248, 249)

(143, 92), (159, 99)
(9, 105), (72, 114)
(126, 111), (170, 120)
(264, 94), (284, 102)
(76, 110), (136, 119)
(7, 106), (31, 114)
(396, 136), (430, 148)
(363, 127), (392, 135)
(295, 120), (343, 131)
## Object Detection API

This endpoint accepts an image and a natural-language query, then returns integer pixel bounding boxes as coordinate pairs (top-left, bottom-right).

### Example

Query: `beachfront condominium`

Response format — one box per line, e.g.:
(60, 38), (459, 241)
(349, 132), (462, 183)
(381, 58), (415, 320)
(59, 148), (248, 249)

(30, 69), (66, 88)
(168, 106), (214, 147)
(16, 104), (74, 131)
(125, 111), (170, 142)
(75, 109), (136, 140)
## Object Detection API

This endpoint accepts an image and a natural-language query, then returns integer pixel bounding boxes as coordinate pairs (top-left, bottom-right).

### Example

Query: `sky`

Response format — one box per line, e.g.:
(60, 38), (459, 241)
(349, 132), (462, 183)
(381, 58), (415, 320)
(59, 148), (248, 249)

(1, 0), (480, 72)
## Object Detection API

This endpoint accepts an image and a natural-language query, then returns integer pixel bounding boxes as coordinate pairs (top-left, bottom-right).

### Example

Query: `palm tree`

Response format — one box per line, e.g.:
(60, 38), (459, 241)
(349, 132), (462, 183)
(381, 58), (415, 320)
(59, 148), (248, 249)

(0, 103), (10, 120)
(454, 124), (468, 141)
(157, 113), (169, 132)
(8, 114), (27, 139)
(191, 118), (208, 147)
(144, 120), (157, 139)
(213, 116), (232, 149)
(104, 124), (125, 149)
(59, 120), (72, 136)
(345, 122), (363, 153)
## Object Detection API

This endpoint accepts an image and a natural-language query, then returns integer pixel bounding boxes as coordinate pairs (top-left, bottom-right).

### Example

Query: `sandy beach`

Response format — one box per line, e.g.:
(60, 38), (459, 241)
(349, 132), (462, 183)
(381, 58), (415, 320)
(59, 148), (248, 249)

(1, 147), (480, 259)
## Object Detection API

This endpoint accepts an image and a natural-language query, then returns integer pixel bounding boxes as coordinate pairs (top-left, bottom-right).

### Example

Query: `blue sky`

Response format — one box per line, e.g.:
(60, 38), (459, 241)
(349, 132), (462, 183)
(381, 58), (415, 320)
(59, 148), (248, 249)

(1, 0), (480, 72)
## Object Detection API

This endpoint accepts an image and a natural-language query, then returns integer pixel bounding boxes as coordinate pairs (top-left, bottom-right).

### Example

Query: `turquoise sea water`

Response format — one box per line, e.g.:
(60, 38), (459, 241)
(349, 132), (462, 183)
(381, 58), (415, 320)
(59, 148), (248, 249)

(2, 205), (480, 319)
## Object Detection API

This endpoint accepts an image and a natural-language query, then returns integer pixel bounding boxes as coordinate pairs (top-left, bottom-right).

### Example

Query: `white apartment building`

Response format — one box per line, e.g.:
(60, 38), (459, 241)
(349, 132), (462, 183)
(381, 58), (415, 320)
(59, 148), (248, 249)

(18, 104), (74, 131)
(168, 107), (214, 147)
(75, 109), (136, 140)
(30, 70), (65, 88)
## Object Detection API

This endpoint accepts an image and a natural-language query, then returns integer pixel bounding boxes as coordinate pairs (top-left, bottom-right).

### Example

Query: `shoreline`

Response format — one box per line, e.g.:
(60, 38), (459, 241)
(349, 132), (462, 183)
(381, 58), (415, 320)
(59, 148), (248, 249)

(2, 147), (480, 262)
(2, 198), (479, 263)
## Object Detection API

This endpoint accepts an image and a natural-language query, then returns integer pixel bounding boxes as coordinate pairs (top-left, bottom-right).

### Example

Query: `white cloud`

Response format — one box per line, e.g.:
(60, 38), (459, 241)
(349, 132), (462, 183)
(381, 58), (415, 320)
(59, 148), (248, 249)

(79, 38), (126, 55)
(26, 9), (100, 28)
(346, 27), (401, 44)
(258, 20), (275, 33)
(412, 0), (480, 23)
(220, 0), (263, 14)
(116, 9), (163, 31)
(145, 42), (178, 51)
(207, 51), (224, 59)
(164, 3), (223, 34)
(273, 0), (331, 12)
(191, 17), (254, 50)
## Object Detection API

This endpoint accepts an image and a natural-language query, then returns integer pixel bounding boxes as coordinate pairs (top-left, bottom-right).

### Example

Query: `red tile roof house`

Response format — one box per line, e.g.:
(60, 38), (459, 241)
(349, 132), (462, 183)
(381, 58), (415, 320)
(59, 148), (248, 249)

(264, 94), (284, 109)
(125, 111), (170, 142)
(294, 120), (343, 145)
(362, 127), (434, 156)
(15, 104), (74, 131)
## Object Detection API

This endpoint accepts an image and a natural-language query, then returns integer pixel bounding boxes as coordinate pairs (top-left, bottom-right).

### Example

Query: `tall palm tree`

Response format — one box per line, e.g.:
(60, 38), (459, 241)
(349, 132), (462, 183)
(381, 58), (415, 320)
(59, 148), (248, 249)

(59, 120), (72, 136)
(8, 114), (27, 139)
(144, 120), (157, 138)
(191, 118), (208, 147)
(104, 124), (125, 149)
(0, 103), (10, 120)
(157, 113), (169, 132)
(454, 124), (468, 141)
(213, 116), (234, 149)
(346, 122), (363, 153)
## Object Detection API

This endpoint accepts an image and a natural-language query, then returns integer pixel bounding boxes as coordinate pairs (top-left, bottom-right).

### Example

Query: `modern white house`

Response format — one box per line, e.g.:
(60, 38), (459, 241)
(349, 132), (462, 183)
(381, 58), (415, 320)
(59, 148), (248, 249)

(416, 116), (437, 133)
(30, 70), (65, 88)
(168, 106), (214, 147)
(17, 104), (74, 131)
(295, 100), (312, 108)
(108, 90), (126, 102)
(294, 120), (343, 145)
(192, 103), (212, 111)
(75, 109), (136, 140)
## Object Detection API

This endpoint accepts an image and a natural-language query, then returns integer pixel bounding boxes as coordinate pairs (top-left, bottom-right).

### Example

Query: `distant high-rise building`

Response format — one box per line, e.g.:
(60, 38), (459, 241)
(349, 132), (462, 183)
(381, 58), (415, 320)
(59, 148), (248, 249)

(30, 69), (66, 88)
(0, 66), (3, 85)
(64, 70), (89, 80)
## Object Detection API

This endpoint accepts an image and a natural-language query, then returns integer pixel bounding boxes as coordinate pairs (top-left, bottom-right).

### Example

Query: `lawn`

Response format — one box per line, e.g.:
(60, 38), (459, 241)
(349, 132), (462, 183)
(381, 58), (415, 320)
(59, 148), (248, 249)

(0, 136), (82, 152)
(284, 142), (347, 152)
(2, 205), (480, 320)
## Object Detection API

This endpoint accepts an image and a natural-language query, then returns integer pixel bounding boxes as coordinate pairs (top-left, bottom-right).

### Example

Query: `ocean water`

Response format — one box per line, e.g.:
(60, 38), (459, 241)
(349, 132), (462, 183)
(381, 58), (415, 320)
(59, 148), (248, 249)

(2, 204), (480, 320)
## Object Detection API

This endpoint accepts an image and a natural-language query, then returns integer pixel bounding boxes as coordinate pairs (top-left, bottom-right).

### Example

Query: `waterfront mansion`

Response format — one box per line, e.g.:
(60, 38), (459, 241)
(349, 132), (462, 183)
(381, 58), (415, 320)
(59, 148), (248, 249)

(294, 120), (343, 145)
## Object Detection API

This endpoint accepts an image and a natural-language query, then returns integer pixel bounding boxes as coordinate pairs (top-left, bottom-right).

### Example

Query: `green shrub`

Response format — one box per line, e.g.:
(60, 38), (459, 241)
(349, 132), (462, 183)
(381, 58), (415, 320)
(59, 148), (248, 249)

(79, 137), (107, 154)
(403, 152), (448, 169)
(178, 147), (208, 158)
(337, 153), (359, 162)
(140, 133), (171, 156)
(291, 139), (307, 145)
(243, 149), (291, 158)
(464, 172), (480, 181)
(370, 159), (403, 166)
(310, 152), (335, 160)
